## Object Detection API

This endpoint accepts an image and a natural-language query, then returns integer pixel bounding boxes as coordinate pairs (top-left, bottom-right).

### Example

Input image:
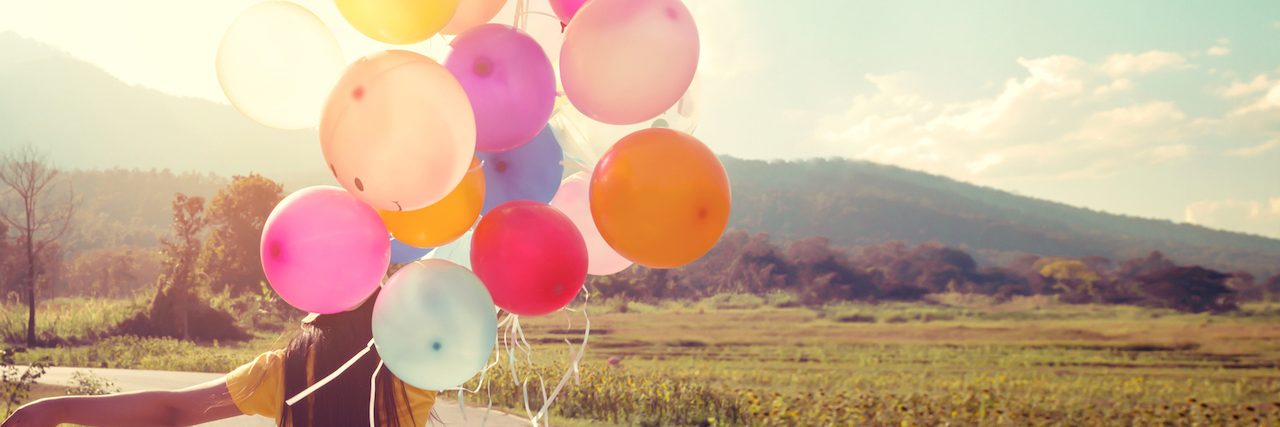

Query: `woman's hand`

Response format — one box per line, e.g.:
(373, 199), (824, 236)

(2, 398), (61, 427)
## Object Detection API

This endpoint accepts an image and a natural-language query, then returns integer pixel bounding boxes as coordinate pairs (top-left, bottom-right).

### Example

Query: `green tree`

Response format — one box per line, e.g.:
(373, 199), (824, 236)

(1037, 258), (1102, 304)
(199, 174), (282, 295)
(151, 194), (206, 340)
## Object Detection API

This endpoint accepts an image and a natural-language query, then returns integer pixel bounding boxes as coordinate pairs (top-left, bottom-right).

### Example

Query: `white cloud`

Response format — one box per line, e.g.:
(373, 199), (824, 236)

(1094, 78), (1132, 95)
(1226, 139), (1280, 157)
(1207, 46), (1231, 56)
(816, 53), (1201, 182)
(1185, 198), (1280, 238)
(1100, 50), (1188, 77)
(1220, 74), (1274, 98)
(1229, 83), (1280, 116)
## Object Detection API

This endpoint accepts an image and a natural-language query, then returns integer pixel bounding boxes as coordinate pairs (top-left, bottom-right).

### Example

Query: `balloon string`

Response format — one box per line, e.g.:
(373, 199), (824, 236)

(531, 286), (591, 425)
(285, 339), (375, 406)
(519, 11), (560, 22)
(368, 360), (384, 426)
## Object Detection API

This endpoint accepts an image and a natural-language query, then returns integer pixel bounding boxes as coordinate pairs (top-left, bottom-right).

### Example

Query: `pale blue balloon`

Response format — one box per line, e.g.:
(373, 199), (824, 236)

(372, 260), (497, 391)
(425, 229), (473, 270)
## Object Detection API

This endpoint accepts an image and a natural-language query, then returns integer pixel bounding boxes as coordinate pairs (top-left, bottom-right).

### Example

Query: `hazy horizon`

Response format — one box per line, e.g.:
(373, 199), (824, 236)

(1, 0), (1278, 239)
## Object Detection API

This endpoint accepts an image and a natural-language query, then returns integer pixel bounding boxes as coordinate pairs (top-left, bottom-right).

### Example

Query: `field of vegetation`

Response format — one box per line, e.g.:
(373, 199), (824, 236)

(6, 293), (1279, 425)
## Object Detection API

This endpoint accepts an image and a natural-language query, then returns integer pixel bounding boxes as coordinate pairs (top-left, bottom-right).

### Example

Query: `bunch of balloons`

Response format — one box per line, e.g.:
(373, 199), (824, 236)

(226, 0), (729, 394)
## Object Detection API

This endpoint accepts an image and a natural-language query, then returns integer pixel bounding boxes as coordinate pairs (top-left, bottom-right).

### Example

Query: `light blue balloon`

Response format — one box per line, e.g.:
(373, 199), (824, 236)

(372, 260), (497, 391)
(389, 237), (433, 264)
(425, 229), (473, 270)
(478, 125), (564, 214)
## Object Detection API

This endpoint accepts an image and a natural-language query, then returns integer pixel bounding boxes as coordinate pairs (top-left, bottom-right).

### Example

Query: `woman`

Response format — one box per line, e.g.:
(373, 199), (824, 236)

(2, 289), (435, 427)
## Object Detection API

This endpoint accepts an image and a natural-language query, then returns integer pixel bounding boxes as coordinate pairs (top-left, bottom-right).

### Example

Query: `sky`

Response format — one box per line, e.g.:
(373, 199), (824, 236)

(1, 0), (1278, 238)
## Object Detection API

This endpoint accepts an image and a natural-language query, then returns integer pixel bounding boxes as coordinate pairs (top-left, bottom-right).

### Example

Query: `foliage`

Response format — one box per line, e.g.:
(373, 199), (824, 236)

(114, 193), (248, 341)
(1, 297), (146, 345)
(593, 232), (1245, 313)
(65, 371), (120, 396)
(15, 335), (258, 373)
(199, 174), (282, 295)
(1, 348), (49, 417)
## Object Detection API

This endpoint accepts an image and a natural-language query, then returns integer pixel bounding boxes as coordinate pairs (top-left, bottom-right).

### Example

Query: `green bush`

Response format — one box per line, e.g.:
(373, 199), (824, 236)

(66, 371), (120, 396)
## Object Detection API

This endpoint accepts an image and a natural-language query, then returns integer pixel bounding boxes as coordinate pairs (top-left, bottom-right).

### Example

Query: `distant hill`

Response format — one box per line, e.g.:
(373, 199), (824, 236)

(2, 32), (1277, 277)
(0, 32), (330, 189)
(725, 158), (1280, 277)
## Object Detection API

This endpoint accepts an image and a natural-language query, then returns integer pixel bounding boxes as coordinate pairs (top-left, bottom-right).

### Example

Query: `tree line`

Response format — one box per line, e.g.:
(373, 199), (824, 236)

(592, 231), (1280, 313)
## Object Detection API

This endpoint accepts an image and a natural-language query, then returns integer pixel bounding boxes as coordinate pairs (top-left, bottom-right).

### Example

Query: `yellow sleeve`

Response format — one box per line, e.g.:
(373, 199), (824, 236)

(396, 379), (438, 426)
(225, 350), (286, 419)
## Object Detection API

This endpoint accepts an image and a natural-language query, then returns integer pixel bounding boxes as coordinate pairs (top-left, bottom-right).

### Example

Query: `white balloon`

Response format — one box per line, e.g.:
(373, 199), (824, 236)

(216, 1), (344, 129)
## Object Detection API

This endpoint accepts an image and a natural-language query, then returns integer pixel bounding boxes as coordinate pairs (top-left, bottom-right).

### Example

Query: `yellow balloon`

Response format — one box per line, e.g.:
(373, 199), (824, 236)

(378, 159), (485, 248)
(336, 0), (461, 44)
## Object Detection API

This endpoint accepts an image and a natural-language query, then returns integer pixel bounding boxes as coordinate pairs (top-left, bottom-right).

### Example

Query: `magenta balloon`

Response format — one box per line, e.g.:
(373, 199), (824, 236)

(549, 172), (631, 275)
(261, 186), (389, 314)
(471, 200), (587, 316)
(549, 0), (589, 23)
(560, 0), (698, 125)
(446, 24), (556, 152)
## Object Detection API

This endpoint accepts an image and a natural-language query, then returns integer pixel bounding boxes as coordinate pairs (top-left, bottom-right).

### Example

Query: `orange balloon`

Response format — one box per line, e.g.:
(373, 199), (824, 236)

(379, 159), (486, 248)
(590, 129), (730, 268)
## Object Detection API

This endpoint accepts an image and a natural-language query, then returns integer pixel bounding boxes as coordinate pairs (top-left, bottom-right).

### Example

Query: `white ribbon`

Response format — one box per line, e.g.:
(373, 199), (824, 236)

(285, 339), (376, 406)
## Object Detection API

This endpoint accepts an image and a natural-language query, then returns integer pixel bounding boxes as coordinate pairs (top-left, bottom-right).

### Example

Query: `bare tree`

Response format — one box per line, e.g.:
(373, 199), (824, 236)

(0, 146), (75, 347)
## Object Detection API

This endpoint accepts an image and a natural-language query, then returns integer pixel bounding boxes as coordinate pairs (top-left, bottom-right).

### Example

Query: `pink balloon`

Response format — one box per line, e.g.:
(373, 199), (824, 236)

(549, 172), (631, 275)
(560, 0), (698, 125)
(261, 186), (389, 314)
(321, 50), (476, 212)
(446, 24), (556, 152)
(471, 201), (587, 316)
(549, 0), (589, 23)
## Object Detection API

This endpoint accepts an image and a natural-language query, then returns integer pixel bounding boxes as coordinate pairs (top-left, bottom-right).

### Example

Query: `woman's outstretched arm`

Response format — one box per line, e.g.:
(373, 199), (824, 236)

(1, 376), (242, 427)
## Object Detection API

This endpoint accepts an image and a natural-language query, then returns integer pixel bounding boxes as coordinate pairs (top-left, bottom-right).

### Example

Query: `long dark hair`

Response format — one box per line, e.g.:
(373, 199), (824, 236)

(278, 289), (414, 427)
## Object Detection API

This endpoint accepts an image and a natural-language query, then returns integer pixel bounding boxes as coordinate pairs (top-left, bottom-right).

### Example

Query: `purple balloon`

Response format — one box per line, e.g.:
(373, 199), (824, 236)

(478, 125), (564, 214)
(261, 186), (389, 314)
(446, 24), (556, 152)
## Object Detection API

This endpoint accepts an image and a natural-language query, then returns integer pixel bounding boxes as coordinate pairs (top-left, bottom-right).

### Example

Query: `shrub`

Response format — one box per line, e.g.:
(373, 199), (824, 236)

(66, 371), (120, 396)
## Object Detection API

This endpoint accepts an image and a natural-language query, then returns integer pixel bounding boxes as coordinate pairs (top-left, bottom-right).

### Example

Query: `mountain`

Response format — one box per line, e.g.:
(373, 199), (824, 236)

(725, 158), (1280, 277)
(0, 32), (330, 189)
(2, 33), (1277, 277)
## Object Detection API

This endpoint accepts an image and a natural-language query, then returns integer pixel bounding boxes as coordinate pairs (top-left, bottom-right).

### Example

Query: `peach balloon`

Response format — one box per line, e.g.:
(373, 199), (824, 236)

(442, 0), (508, 35)
(379, 158), (485, 248)
(590, 128), (729, 268)
(321, 50), (476, 212)
(550, 172), (632, 275)
(560, 0), (699, 125)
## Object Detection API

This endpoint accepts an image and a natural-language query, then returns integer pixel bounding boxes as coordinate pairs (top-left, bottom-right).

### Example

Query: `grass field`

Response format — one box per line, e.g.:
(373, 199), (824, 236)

(4, 295), (1280, 425)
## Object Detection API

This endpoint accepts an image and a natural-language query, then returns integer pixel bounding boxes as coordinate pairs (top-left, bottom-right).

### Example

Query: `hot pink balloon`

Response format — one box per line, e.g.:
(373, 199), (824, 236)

(549, 0), (589, 24)
(549, 172), (631, 275)
(560, 0), (698, 125)
(471, 200), (587, 316)
(446, 24), (556, 152)
(261, 186), (389, 314)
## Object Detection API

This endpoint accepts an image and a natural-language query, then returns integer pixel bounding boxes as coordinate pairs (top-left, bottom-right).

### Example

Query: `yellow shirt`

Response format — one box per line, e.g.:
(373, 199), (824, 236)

(225, 350), (436, 426)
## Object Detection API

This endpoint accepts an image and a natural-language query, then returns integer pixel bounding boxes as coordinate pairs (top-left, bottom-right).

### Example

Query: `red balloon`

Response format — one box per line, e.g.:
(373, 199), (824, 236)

(471, 200), (587, 316)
